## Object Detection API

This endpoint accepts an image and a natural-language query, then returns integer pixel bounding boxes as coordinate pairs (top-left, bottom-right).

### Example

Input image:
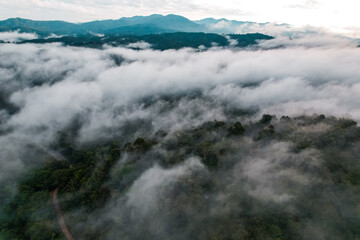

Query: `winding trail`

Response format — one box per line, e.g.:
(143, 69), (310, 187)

(51, 188), (76, 240)
(33, 144), (76, 240)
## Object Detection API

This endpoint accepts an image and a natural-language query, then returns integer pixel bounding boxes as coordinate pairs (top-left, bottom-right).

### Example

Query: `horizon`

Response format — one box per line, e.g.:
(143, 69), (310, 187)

(1, 13), (359, 39)
(0, 13), (284, 25)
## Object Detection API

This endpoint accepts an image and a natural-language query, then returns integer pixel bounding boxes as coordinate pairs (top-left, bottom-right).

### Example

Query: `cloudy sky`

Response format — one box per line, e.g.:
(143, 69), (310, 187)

(0, 0), (359, 32)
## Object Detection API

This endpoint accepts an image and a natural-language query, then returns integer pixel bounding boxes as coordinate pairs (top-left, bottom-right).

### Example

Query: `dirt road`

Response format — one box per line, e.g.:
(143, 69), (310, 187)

(51, 188), (76, 240)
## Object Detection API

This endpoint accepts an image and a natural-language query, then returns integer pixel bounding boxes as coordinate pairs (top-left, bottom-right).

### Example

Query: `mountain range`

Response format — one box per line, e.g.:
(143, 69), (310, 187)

(0, 14), (263, 36)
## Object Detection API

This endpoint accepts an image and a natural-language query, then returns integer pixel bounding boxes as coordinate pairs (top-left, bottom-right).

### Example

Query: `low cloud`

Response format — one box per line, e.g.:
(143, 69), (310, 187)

(234, 142), (321, 203)
(127, 41), (152, 49)
(127, 157), (205, 216)
(0, 30), (38, 42)
(0, 38), (359, 147)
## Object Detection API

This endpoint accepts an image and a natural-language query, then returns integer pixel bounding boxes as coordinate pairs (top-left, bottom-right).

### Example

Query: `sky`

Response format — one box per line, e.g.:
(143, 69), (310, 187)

(0, 0), (359, 33)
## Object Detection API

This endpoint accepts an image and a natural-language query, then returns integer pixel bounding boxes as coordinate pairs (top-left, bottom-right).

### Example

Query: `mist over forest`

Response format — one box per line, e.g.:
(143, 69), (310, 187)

(0, 26), (360, 240)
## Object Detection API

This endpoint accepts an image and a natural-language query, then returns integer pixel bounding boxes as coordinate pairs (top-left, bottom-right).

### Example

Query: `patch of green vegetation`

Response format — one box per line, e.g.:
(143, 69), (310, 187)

(1, 115), (360, 240)
(20, 32), (273, 50)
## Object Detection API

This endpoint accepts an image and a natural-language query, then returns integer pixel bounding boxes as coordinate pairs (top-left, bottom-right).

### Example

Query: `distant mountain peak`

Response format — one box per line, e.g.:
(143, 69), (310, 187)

(0, 14), (269, 36)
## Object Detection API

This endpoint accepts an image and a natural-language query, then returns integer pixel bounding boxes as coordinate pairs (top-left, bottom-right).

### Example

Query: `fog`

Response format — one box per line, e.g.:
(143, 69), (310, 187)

(0, 34), (359, 185)
(0, 30), (38, 42)
(0, 35), (359, 239)
(1, 38), (359, 133)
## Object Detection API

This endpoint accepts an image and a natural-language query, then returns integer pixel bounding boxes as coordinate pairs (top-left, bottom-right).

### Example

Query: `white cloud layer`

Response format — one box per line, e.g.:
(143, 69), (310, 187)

(0, 30), (38, 42)
(127, 157), (204, 216)
(0, 36), (359, 189)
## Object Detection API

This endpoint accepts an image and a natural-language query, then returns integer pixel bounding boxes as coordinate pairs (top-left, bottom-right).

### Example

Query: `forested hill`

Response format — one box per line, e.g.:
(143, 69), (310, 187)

(20, 32), (273, 50)
(0, 14), (275, 36)
(1, 114), (359, 240)
(0, 14), (275, 50)
(0, 15), (202, 36)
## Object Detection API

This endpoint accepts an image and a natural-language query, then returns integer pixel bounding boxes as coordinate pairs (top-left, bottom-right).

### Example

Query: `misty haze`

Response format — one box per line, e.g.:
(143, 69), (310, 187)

(0, 2), (360, 240)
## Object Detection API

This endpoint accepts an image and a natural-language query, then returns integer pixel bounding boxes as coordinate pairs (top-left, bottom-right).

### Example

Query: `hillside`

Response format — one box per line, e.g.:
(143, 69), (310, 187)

(0, 14), (206, 36)
(1, 114), (359, 240)
(20, 32), (273, 50)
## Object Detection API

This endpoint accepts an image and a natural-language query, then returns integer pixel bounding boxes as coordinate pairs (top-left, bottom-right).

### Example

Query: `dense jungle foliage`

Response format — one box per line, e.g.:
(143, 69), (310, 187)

(20, 32), (273, 50)
(1, 114), (359, 240)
